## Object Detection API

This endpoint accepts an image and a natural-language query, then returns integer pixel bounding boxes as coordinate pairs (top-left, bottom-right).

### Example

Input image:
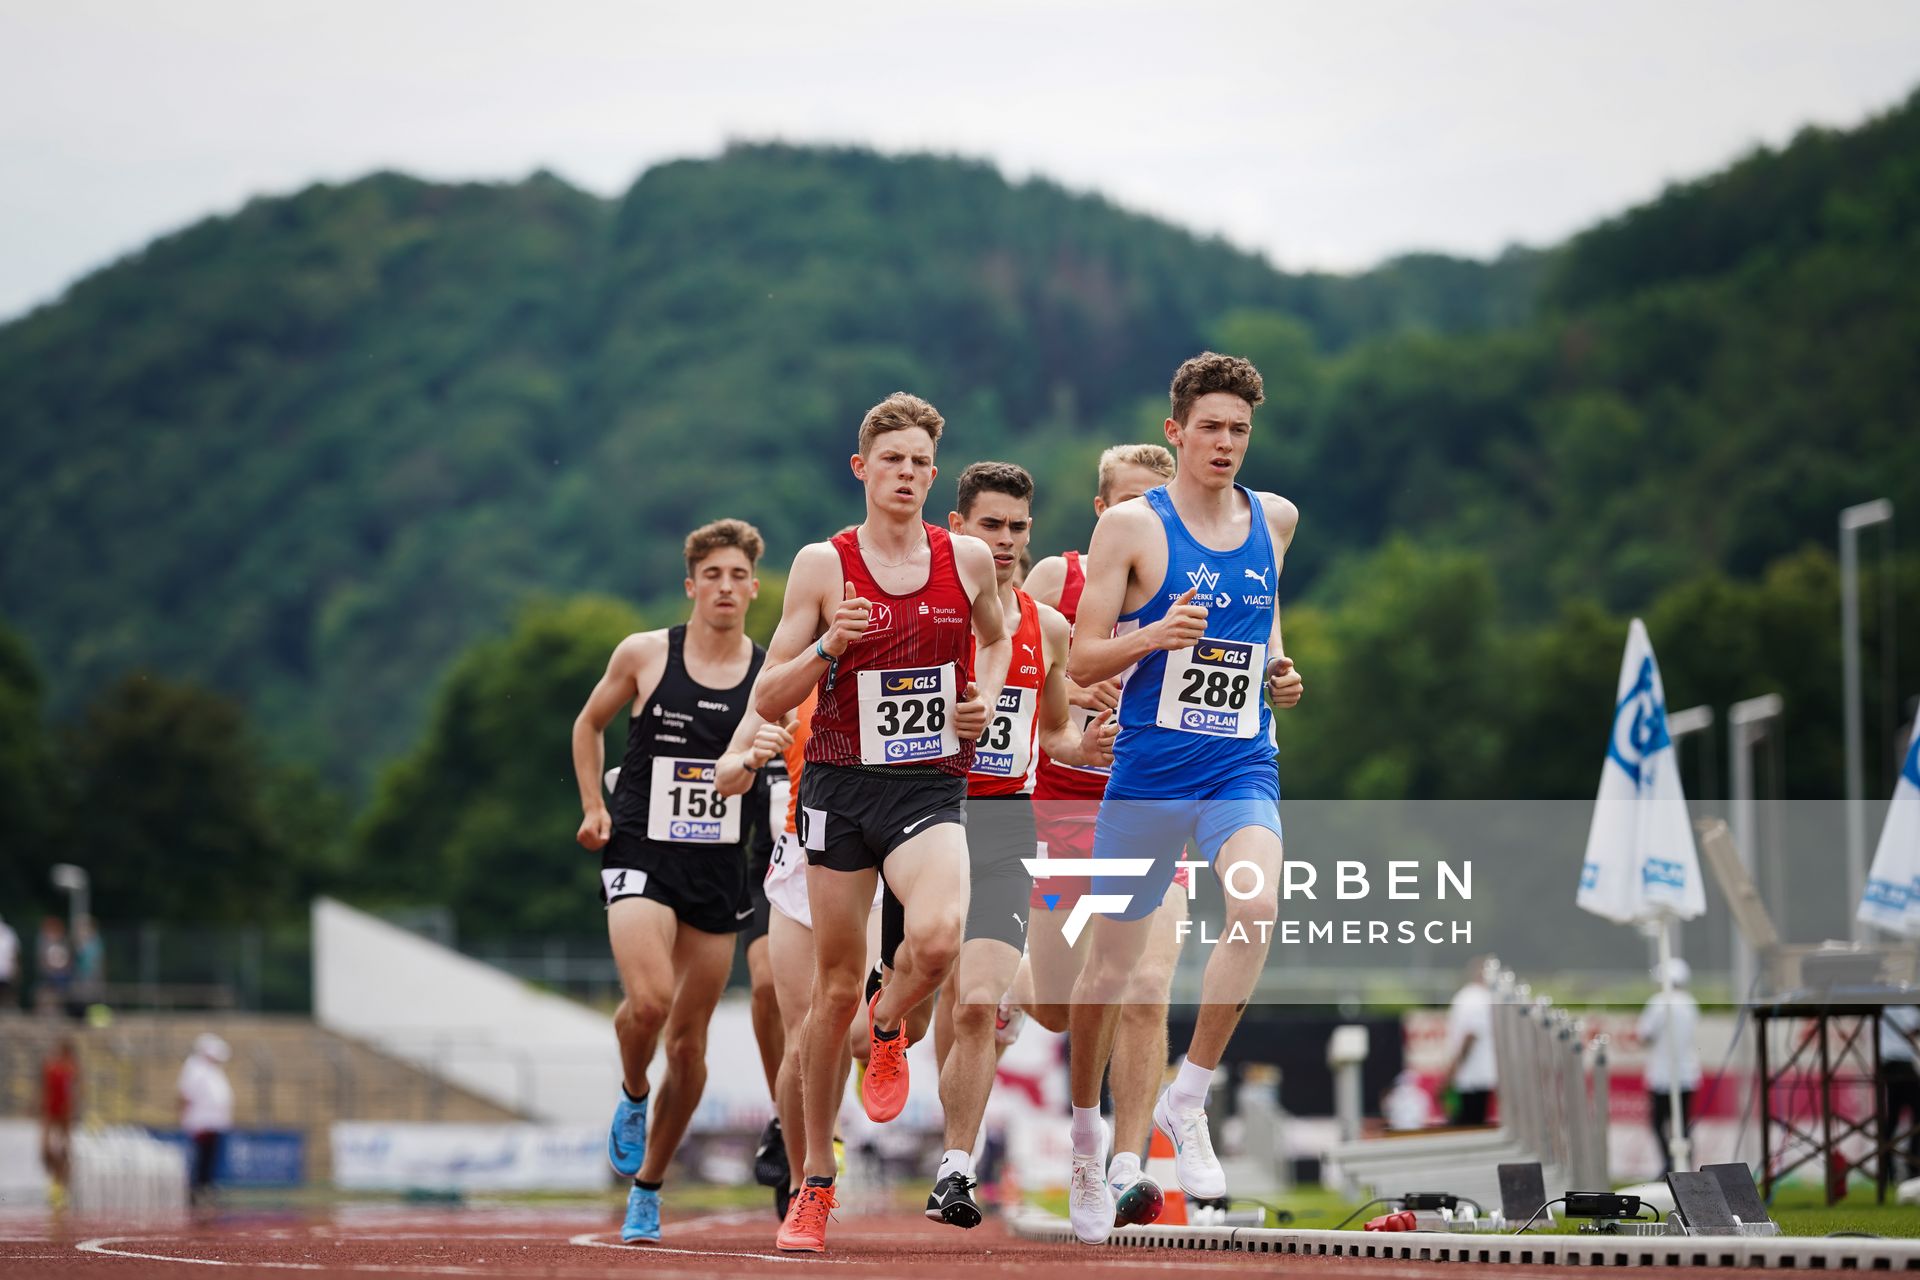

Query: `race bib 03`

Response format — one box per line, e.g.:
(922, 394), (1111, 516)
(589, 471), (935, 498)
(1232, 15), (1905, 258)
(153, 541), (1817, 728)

(972, 685), (1036, 778)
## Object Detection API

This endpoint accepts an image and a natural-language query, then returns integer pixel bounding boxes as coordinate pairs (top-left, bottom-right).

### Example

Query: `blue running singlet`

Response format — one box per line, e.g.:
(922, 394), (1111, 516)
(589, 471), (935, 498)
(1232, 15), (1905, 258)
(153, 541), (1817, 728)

(1107, 484), (1279, 799)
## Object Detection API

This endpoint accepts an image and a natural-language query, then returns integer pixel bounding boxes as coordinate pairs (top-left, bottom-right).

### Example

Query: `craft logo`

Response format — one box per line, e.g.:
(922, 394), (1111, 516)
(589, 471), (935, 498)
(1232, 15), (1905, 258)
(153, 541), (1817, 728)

(1607, 656), (1671, 790)
(883, 668), (943, 694)
(673, 761), (714, 783)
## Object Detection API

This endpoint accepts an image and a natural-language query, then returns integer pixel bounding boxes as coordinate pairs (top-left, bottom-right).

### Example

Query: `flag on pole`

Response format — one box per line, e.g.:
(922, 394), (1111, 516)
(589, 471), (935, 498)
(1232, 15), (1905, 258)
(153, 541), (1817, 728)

(1857, 715), (1920, 935)
(1577, 618), (1707, 925)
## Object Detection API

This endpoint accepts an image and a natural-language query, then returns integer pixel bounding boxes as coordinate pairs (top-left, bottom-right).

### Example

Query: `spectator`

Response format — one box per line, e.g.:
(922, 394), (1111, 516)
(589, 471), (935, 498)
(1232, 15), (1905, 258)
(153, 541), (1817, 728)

(69, 916), (104, 1016)
(179, 1033), (233, 1202)
(1384, 1070), (1436, 1131)
(1881, 1004), (1920, 1181)
(0, 912), (19, 1009)
(1444, 958), (1498, 1125)
(35, 916), (71, 1015)
(41, 1037), (78, 1205)
(1638, 957), (1702, 1176)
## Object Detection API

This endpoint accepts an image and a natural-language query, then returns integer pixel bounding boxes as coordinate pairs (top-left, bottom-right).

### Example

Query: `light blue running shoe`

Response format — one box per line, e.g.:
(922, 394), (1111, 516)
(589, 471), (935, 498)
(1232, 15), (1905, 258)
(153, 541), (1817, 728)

(608, 1091), (648, 1177)
(621, 1183), (661, 1243)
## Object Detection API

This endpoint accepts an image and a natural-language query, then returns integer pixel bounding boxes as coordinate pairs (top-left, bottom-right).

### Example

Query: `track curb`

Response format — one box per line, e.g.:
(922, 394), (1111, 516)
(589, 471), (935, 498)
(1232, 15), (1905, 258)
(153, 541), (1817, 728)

(1007, 1208), (1920, 1270)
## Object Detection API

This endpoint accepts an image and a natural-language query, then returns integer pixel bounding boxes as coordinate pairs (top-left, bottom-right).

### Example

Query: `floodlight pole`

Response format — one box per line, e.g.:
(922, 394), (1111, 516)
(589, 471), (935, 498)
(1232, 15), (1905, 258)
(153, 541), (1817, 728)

(49, 863), (90, 939)
(1666, 705), (1714, 967)
(1842, 499), (1893, 942)
(1729, 694), (1783, 1004)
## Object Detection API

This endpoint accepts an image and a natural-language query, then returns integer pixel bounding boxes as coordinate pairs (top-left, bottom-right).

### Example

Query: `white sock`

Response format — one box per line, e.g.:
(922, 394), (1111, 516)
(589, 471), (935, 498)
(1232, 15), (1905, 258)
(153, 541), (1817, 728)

(1071, 1105), (1105, 1157)
(1167, 1057), (1215, 1114)
(937, 1148), (971, 1182)
(1108, 1150), (1142, 1185)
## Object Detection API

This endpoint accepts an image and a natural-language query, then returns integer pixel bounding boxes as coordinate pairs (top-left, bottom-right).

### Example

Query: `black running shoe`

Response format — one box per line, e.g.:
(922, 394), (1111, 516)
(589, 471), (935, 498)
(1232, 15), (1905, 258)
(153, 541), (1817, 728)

(864, 964), (884, 1006)
(753, 1117), (788, 1188)
(775, 1182), (792, 1222)
(924, 1172), (982, 1228)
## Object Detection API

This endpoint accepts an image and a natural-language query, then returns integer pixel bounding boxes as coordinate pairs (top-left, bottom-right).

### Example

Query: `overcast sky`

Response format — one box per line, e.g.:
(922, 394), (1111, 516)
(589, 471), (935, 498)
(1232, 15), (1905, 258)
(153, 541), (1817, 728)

(3, 1), (1919, 320)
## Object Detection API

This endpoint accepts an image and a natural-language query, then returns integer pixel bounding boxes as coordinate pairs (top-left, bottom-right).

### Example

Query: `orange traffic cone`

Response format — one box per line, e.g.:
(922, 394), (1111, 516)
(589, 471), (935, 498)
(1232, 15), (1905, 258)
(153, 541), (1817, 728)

(1144, 1127), (1187, 1225)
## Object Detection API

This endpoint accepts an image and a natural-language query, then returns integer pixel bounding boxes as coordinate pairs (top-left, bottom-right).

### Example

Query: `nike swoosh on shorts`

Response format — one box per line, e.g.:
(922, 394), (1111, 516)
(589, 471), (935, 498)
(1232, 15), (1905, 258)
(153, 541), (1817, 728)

(902, 813), (939, 835)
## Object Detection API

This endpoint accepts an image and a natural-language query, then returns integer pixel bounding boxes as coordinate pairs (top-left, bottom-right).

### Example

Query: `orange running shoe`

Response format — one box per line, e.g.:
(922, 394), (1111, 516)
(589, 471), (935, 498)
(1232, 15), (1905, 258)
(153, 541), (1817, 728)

(777, 1181), (837, 1253)
(862, 988), (910, 1122)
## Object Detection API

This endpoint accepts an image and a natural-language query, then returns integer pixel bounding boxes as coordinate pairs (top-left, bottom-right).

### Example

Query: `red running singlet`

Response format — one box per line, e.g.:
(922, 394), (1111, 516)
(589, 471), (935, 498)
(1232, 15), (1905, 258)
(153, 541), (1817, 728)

(1034, 551), (1109, 800)
(968, 588), (1045, 797)
(806, 523), (976, 778)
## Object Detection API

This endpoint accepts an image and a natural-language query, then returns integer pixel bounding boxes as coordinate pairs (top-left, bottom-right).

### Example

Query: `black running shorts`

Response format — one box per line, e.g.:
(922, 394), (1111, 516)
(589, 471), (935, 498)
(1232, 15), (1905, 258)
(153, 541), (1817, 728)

(964, 794), (1036, 951)
(797, 762), (967, 874)
(600, 826), (751, 936)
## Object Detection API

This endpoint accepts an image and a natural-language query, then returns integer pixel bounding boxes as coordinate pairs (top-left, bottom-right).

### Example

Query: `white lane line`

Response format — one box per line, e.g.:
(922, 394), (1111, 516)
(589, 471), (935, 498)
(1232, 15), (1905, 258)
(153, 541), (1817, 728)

(76, 1236), (490, 1275)
(566, 1230), (856, 1265)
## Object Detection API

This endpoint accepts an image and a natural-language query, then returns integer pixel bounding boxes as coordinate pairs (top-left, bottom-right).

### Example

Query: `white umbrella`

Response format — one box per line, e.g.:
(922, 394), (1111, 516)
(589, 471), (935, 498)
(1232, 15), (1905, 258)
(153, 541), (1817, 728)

(1857, 715), (1920, 936)
(1576, 618), (1705, 1172)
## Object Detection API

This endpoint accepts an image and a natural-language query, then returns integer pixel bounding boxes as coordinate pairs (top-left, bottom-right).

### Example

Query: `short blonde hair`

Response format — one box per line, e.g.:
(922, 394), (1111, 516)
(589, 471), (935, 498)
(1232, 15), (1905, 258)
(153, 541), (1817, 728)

(858, 392), (944, 455)
(1096, 443), (1175, 503)
(684, 518), (764, 575)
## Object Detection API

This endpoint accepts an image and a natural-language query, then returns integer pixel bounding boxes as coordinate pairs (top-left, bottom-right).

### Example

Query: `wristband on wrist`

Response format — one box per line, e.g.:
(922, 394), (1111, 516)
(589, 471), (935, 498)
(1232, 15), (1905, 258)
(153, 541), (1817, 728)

(815, 638), (837, 663)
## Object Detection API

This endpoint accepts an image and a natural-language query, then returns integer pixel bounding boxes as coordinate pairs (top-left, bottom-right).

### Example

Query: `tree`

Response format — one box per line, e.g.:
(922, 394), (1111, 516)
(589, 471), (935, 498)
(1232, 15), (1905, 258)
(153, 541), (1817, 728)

(352, 594), (650, 937)
(60, 672), (307, 923)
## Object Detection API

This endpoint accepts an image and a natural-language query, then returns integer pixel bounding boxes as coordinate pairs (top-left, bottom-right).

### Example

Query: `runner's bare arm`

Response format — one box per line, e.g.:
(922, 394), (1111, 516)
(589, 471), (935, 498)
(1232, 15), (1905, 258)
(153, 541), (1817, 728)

(1034, 604), (1114, 768)
(1021, 554), (1068, 609)
(714, 706), (795, 797)
(571, 631), (667, 849)
(1258, 493), (1304, 708)
(953, 533), (1009, 742)
(1068, 503), (1204, 686)
(751, 542), (844, 723)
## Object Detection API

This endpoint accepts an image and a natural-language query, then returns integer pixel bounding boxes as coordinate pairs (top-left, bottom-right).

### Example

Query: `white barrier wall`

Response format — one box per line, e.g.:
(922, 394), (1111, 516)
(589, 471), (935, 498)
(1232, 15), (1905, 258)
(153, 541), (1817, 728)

(313, 897), (622, 1124)
(0, 1118), (51, 1203)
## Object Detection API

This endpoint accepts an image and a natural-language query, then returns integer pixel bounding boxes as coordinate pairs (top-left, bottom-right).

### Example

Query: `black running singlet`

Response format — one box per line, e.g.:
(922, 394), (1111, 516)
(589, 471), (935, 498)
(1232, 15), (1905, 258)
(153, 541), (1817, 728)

(609, 625), (766, 848)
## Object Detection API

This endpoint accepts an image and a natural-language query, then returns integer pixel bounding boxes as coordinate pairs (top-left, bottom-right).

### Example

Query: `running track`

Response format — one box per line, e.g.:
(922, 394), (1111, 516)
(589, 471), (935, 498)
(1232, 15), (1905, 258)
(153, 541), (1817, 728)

(0, 1203), (1826, 1277)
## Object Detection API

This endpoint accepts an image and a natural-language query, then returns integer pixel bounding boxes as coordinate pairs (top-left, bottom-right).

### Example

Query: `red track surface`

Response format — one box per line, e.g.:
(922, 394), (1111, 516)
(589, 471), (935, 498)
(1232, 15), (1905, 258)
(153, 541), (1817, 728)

(0, 1202), (1820, 1277)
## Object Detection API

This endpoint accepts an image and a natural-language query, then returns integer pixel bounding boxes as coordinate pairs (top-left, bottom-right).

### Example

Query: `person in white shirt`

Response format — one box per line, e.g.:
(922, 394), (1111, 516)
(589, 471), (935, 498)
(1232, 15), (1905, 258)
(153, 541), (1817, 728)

(0, 913), (19, 1009)
(178, 1033), (233, 1201)
(1880, 1004), (1920, 1180)
(1444, 960), (1498, 1125)
(1638, 958), (1701, 1176)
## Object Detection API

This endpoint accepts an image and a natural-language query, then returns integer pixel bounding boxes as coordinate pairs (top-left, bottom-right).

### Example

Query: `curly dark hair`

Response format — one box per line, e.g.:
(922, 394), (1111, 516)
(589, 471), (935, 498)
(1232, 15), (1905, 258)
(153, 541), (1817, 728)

(1170, 352), (1265, 425)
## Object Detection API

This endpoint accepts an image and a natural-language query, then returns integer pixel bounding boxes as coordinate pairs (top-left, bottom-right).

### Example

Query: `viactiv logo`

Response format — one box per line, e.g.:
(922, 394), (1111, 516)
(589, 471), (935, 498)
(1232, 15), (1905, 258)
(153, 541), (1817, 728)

(1018, 855), (1157, 943)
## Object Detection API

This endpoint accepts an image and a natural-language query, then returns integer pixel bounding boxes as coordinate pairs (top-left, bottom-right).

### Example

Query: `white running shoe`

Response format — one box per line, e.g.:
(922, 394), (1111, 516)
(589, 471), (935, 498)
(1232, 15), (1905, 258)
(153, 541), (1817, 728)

(1152, 1089), (1226, 1199)
(1068, 1122), (1114, 1245)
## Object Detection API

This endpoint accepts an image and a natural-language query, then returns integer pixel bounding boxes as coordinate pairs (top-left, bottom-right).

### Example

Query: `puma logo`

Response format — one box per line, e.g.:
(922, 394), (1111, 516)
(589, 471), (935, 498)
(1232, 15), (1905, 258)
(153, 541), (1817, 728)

(1244, 567), (1270, 590)
(1012, 912), (1026, 933)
